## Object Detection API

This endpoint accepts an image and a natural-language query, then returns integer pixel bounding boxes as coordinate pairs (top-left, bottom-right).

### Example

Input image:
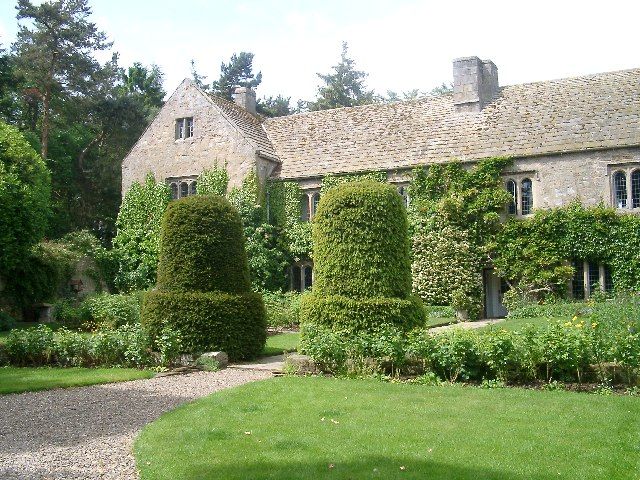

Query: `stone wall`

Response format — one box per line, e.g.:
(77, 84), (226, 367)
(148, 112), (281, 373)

(121, 79), (259, 194)
(508, 147), (640, 210)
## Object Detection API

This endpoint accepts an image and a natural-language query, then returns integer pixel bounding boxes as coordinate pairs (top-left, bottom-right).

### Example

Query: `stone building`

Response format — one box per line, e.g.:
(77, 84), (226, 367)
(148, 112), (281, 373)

(122, 56), (640, 318)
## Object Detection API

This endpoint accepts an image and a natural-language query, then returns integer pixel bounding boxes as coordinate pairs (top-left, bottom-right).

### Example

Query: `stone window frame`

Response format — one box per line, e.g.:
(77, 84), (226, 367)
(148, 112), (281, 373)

(609, 164), (640, 211)
(300, 189), (321, 222)
(570, 260), (613, 300)
(174, 117), (194, 140)
(395, 183), (410, 208)
(290, 261), (313, 292)
(167, 176), (198, 200)
(503, 171), (536, 217)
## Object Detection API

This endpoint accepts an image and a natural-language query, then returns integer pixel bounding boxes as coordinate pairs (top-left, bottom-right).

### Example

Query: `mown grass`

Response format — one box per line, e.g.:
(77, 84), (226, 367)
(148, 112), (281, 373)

(481, 316), (567, 332)
(135, 376), (639, 480)
(424, 317), (456, 328)
(0, 366), (153, 395)
(261, 332), (299, 356)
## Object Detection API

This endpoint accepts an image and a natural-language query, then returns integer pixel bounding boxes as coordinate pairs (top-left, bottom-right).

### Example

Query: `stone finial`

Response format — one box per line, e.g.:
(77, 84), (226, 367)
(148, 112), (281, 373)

(453, 56), (499, 113)
(233, 86), (257, 114)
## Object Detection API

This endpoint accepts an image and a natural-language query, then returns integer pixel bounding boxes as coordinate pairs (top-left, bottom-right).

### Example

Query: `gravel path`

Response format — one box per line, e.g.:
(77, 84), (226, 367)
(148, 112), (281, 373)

(0, 368), (271, 480)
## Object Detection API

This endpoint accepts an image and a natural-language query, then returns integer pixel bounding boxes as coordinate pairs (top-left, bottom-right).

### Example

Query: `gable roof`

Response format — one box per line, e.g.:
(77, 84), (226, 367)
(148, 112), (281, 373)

(206, 93), (278, 159)
(263, 68), (640, 180)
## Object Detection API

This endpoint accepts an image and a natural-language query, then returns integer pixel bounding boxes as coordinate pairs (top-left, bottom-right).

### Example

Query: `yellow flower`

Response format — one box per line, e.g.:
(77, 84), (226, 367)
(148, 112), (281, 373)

(564, 322), (572, 327)
(571, 316), (578, 322)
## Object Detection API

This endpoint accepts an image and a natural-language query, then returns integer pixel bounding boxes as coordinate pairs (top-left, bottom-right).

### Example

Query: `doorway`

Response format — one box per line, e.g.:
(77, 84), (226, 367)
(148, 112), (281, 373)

(483, 268), (508, 319)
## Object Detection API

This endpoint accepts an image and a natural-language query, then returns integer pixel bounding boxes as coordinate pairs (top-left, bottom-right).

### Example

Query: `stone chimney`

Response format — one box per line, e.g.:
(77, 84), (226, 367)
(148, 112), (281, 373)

(453, 56), (499, 113)
(233, 86), (256, 114)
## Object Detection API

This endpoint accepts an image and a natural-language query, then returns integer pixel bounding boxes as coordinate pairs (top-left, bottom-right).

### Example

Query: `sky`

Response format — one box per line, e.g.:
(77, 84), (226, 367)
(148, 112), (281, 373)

(0, 0), (639, 102)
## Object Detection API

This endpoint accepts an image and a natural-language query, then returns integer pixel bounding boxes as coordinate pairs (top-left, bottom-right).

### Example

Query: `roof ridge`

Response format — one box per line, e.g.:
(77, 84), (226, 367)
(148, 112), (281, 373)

(500, 66), (640, 89)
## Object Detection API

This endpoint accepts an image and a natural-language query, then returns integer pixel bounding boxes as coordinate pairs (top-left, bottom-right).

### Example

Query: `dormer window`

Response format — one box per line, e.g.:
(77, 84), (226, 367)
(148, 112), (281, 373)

(175, 117), (194, 140)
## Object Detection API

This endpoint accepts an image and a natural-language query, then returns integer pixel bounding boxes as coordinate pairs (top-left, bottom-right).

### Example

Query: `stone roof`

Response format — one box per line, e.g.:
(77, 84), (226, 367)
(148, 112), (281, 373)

(263, 68), (640, 180)
(207, 94), (278, 158)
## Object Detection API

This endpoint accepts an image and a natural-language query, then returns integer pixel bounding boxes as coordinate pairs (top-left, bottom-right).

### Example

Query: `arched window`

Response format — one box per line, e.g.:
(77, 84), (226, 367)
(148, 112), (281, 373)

(521, 178), (533, 215)
(614, 171), (627, 208)
(180, 181), (189, 198)
(311, 193), (321, 217)
(189, 181), (197, 196)
(505, 179), (517, 215)
(631, 170), (640, 209)
(300, 194), (310, 222)
(170, 182), (178, 200)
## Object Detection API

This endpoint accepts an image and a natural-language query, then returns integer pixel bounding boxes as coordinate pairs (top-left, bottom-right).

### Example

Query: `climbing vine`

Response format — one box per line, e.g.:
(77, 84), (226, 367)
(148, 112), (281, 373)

(113, 174), (170, 292)
(197, 165), (229, 196)
(407, 158), (512, 318)
(493, 201), (640, 299)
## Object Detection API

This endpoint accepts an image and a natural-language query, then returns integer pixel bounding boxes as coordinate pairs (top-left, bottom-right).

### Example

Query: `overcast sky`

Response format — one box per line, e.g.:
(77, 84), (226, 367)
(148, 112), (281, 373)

(1, 0), (639, 102)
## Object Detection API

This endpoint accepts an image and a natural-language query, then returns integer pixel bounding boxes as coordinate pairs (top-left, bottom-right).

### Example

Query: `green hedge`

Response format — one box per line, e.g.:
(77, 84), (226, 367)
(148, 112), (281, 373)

(302, 181), (424, 335)
(156, 195), (251, 294)
(312, 181), (412, 299)
(301, 294), (424, 335)
(141, 290), (266, 360)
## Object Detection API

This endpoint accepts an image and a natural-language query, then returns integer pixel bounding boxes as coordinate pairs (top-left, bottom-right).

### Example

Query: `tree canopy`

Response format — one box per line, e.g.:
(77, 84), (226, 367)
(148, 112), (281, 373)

(0, 121), (51, 275)
(210, 51), (262, 101)
(12, 0), (111, 160)
(308, 42), (375, 111)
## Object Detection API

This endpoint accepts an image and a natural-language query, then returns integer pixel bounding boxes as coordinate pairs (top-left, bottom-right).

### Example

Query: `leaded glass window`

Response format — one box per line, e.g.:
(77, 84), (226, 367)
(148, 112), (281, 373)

(506, 179), (517, 214)
(521, 178), (533, 215)
(632, 170), (640, 209)
(300, 195), (310, 222)
(572, 260), (585, 300)
(189, 181), (197, 195)
(170, 183), (178, 200)
(312, 193), (321, 217)
(588, 262), (600, 292)
(180, 182), (189, 198)
(614, 171), (627, 208)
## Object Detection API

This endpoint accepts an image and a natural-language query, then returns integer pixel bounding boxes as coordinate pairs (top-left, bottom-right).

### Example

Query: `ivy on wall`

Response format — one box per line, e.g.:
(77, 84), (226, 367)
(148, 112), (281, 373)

(113, 174), (171, 292)
(412, 226), (483, 319)
(407, 158), (512, 318)
(267, 171), (388, 263)
(197, 166), (229, 196)
(493, 201), (640, 299)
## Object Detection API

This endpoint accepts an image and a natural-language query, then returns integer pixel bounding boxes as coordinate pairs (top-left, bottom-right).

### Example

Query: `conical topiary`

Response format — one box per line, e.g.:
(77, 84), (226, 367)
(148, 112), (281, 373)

(301, 181), (424, 335)
(141, 195), (266, 360)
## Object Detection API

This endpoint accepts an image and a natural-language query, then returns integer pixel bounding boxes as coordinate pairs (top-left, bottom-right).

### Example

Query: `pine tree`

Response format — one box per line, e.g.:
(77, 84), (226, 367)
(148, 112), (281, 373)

(12, 0), (111, 160)
(210, 52), (262, 100)
(308, 42), (375, 111)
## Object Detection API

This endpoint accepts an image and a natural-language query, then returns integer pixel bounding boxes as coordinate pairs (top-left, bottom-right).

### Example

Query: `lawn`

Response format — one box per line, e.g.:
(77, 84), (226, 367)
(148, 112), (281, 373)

(424, 317), (455, 328)
(481, 316), (567, 332)
(261, 332), (299, 356)
(0, 367), (154, 394)
(135, 376), (639, 480)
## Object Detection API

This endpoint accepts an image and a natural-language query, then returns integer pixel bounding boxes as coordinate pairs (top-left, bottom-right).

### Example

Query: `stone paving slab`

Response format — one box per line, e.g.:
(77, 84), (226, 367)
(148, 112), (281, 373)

(229, 354), (285, 372)
(429, 319), (503, 334)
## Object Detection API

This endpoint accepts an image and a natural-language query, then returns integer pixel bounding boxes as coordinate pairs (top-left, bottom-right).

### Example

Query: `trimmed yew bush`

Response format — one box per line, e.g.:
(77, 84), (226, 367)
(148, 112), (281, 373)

(302, 181), (424, 335)
(156, 195), (251, 293)
(141, 195), (266, 360)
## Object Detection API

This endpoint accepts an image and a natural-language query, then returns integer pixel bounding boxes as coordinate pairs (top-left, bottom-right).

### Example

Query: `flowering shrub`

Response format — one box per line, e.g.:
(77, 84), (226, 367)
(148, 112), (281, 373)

(302, 298), (640, 386)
